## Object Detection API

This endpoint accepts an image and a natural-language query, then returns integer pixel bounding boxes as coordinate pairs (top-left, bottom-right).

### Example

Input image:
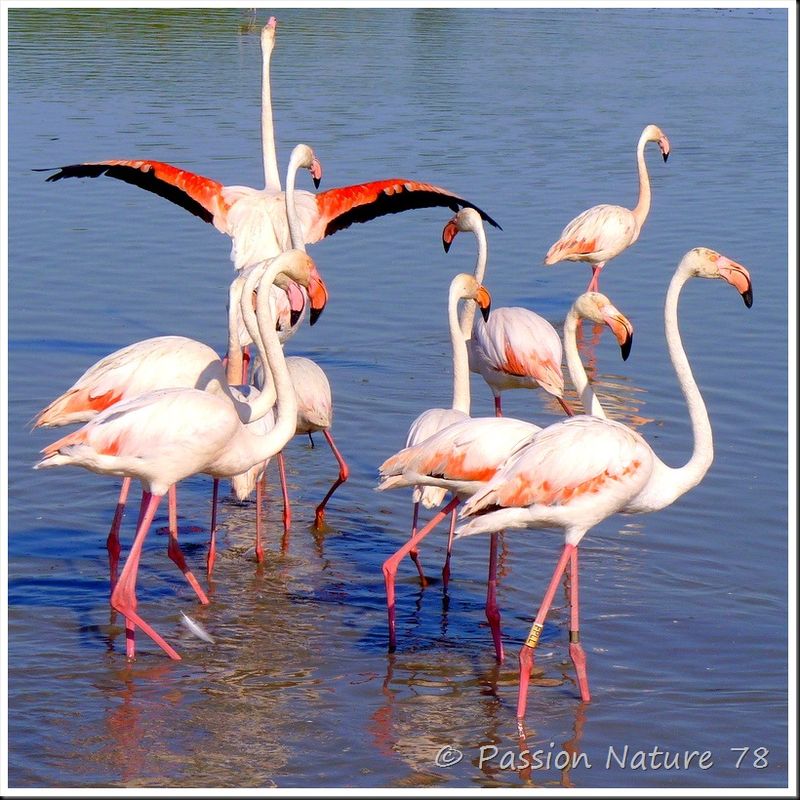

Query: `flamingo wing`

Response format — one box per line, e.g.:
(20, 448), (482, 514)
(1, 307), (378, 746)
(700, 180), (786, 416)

(462, 415), (652, 514)
(310, 179), (501, 242)
(38, 160), (230, 230)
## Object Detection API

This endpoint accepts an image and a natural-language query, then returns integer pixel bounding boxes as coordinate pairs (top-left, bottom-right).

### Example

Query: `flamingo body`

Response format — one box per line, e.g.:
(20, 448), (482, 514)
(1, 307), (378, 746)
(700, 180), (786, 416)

(468, 306), (565, 400)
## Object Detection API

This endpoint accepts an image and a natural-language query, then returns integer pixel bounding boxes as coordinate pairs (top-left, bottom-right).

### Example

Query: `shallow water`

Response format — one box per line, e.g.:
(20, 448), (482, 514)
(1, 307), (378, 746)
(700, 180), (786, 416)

(6, 6), (789, 790)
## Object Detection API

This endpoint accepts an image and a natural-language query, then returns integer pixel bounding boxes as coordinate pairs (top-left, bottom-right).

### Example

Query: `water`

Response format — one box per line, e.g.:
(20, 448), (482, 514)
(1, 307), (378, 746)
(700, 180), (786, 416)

(6, 6), (789, 790)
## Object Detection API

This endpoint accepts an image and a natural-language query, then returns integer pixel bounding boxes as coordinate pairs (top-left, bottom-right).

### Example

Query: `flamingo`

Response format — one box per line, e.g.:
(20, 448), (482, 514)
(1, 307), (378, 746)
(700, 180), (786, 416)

(396, 272), (492, 586)
(443, 207), (574, 418)
(229, 144), (351, 539)
(377, 291), (634, 660)
(35, 249), (324, 661)
(454, 248), (752, 721)
(544, 124), (671, 292)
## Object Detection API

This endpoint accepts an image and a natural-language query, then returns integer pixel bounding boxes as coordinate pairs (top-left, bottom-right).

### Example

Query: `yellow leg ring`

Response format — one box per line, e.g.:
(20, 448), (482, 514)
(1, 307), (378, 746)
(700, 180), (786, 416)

(525, 622), (544, 649)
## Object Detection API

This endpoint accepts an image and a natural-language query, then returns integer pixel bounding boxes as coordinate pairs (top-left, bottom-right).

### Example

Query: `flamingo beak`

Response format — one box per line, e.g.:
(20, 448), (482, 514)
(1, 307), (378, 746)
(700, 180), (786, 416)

(310, 157), (322, 190)
(603, 309), (634, 361)
(718, 258), (753, 308)
(659, 135), (671, 162)
(307, 271), (329, 325)
(442, 218), (459, 253)
(476, 285), (492, 321)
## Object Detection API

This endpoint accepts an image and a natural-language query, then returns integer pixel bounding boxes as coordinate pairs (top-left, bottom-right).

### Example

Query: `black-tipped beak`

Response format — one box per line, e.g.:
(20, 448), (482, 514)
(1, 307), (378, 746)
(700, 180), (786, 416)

(662, 152), (669, 163)
(481, 302), (491, 322)
(742, 288), (753, 308)
(310, 306), (323, 326)
(290, 308), (302, 327)
(313, 176), (321, 190)
(443, 237), (452, 254)
(620, 333), (633, 361)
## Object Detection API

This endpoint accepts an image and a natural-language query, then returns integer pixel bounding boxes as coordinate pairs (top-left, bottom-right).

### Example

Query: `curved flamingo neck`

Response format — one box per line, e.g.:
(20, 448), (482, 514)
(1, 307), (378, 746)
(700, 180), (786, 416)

(563, 308), (606, 418)
(284, 151), (305, 251)
(630, 129), (653, 234)
(449, 283), (472, 415)
(236, 260), (298, 463)
(648, 264), (714, 509)
(458, 220), (488, 339)
(261, 28), (281, 192)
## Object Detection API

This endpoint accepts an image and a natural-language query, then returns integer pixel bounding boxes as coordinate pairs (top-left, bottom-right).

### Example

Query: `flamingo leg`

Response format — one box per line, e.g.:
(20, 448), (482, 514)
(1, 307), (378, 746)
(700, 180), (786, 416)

(313, 429), (349, 528)
(110, 491), (181, 661)
(165, 485), (210, 605)
(494, 395), (503, 417)
(517, 543), (574, 721)
(485, 531), (504, 663)
(206, 478), (220, 577)
(586, 262), (605, 293)
(383, 496), (460, 651)
(568, 547), (591, 702)
(407, 502), (428, 587)
(441, 505), (458, 590)
(277, 451), (291, 532)
(107, 477), (130, 593)
(254, 469), (265, 563)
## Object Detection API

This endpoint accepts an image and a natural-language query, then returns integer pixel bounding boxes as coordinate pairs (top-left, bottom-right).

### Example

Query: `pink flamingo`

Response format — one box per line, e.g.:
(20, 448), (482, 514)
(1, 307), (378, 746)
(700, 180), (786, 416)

(455, 248), (752, 721)
(35, 249), (325, 661)
(544, 124), (671, 292)
(377, 291), (634, 660)
(395, 272), (492, 587)
(443, 207), (574, 418)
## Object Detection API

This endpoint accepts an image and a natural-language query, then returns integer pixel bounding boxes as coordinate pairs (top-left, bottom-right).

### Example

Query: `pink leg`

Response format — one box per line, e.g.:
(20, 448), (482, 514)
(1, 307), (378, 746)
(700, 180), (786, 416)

(557, 396), (575, 417)
(568, 548), (591, 702)
(166, 485), (209, 605)
(110, 491), (181, 661)
(107, 477), (131, 593)
(314, 429), (349, 529)
(254, 469), (265, 563)
(441, 505), (458, 590)
(277, 451), (292, 532)
(383, 496), (460, 651)
(485, 532), (504, 663)
(207, 478), (219, 577)
(586, 262), (605, 293)
(494, 395), (503, 417)
(517, 543), (575, 720)
(407, 502), (428, 587)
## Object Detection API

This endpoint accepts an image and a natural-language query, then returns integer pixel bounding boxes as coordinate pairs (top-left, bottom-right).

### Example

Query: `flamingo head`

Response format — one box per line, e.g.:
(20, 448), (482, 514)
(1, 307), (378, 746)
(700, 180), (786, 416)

(261, 18), (277, 49)
(289, 143), (322, 189)
(575, 292), (634, 361)
(451, 273), (491, 321)
(686, 248), (753, 308)
(643, 124), (670, 162)
(442, 206), (483, 252)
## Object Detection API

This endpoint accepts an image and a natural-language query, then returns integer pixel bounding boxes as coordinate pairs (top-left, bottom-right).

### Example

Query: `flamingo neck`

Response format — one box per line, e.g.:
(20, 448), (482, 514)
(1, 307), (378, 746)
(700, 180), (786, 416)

(236, 262), (298, 465)
(449, 286), (471, 415)
(649, 265), (714, 508)
(563, 309), (606, 418)
(225, 272), (247, 386)
(261, 34), (281, 192)
(458, 222), (488, 339)
(284, 154), (304, 251)
(630, 129), (652, 235)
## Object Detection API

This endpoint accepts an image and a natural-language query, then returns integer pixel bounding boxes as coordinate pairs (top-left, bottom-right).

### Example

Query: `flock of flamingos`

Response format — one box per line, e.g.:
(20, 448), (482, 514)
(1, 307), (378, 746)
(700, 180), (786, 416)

(31, 18), (753, 725)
